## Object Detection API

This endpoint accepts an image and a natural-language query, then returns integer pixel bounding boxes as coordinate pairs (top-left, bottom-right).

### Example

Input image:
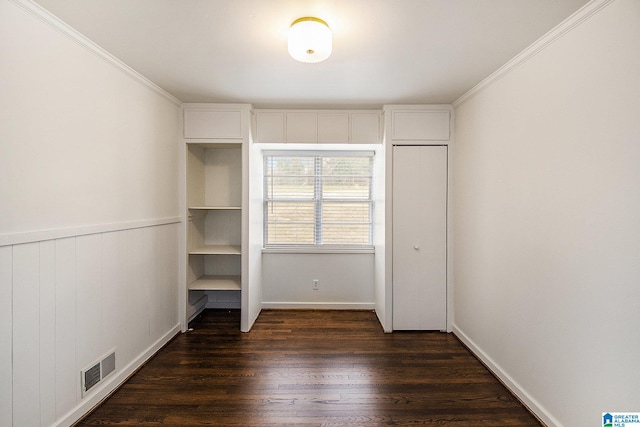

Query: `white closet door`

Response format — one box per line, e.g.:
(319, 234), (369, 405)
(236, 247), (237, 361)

(392, 145), (447, 330)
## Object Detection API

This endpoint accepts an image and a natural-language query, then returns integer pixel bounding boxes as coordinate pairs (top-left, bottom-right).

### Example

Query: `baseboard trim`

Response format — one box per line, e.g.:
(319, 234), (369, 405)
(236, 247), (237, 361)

(56, 324), (181, 427)
(261, 302), (375, 310)
(452, 323), (560, 427)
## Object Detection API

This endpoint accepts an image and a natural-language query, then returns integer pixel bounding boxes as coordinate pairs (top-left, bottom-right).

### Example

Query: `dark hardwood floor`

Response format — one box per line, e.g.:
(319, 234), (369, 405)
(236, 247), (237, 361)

(78, 310), (542, 426)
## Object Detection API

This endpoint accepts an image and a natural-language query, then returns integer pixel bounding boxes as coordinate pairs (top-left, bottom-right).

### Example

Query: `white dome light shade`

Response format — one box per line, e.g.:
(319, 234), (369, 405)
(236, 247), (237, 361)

(288, 17), (332, 63)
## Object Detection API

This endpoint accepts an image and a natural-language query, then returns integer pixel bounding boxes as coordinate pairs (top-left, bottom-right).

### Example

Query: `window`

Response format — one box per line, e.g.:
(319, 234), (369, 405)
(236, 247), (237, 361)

(264, 151), (373, 248)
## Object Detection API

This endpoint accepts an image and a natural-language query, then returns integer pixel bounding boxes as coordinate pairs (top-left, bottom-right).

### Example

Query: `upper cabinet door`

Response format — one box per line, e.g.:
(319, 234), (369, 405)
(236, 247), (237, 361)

(255, 112), (285, 143)
(318, 114), (349, 143)
(286, 113), (318, 143)
(184, 109), (244, 139)
(391, 110), (450, 142)
(254, 110), (382, 144)
(351, 113), (381, 144)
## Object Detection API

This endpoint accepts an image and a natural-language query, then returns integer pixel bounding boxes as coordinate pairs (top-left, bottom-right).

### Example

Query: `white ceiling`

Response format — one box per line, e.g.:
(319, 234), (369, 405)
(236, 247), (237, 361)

(34, 0), (590, 108)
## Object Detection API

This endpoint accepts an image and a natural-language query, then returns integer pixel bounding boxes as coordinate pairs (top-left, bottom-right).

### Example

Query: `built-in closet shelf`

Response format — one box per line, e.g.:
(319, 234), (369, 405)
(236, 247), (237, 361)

(185, 141), (243, 149)
(189, 206), (241, 210)
(188, 275), (241, 291)
(189, 245), (241, 255)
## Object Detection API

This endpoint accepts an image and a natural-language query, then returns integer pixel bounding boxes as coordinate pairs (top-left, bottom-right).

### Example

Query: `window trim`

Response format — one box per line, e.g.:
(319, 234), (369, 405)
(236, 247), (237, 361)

(261, 245), (375, 254)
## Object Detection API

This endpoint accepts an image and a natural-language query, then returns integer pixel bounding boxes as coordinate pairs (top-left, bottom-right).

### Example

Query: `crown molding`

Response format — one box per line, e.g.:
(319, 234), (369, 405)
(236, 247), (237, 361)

(9, 0), (182, 106)
(453, 0), (616, 108)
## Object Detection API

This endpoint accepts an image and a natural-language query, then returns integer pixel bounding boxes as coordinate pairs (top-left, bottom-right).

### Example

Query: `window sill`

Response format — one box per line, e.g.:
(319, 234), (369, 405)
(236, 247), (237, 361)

(262, 246), (375, 255)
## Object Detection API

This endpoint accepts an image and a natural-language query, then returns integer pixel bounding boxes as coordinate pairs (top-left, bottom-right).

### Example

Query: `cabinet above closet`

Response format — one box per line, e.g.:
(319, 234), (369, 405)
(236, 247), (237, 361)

(183, 108), (245, 140)
(384, 105), (452, 144)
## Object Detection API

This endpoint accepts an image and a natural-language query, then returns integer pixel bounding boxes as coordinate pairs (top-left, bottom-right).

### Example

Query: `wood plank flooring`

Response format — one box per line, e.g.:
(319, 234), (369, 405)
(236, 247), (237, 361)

(78, 310), (542, 426)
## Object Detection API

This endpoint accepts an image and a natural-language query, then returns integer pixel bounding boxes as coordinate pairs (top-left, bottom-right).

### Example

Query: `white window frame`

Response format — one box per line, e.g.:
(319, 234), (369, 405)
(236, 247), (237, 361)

(263, 150), (375, 253)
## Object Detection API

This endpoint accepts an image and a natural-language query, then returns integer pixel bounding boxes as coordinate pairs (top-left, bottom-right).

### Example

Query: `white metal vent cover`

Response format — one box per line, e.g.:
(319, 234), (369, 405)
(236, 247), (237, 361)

(101, 351), (116, 378)
(81, 349), (116, 397)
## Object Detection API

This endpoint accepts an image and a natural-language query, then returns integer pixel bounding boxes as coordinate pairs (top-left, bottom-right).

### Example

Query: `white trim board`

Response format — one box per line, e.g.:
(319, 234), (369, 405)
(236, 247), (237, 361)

(0, 217), (181, 247)
(261, 302), (376, 310)
(453, 324), (561, 427)
(453, 0), (616, 108)
(8, 0), (182, 106)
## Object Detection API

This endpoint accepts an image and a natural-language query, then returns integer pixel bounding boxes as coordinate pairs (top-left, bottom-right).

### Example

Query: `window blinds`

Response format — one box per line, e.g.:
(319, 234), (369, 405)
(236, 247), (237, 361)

(264, 152), (373, 248)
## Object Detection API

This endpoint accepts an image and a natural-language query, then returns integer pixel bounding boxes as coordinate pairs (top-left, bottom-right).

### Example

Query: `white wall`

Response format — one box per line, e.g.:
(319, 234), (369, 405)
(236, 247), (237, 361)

(262, 253), (375, 309)
(0, 0), (179, 238)
(453, 1), (640, 426)
(0, 1), (181, 425)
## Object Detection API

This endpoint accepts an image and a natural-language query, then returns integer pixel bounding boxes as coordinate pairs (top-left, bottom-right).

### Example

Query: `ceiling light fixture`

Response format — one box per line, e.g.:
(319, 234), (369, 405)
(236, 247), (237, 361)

(288, 17), (332, 63)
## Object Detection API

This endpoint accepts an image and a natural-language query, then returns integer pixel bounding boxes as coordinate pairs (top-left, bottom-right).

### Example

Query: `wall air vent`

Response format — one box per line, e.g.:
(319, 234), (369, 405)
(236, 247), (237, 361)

(81, 349), (116, 397)
(82, 363), (101, 394)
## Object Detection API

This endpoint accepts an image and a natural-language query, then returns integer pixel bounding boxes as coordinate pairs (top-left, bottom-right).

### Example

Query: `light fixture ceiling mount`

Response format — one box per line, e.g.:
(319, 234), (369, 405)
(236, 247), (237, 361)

(288, 17), (332, 63)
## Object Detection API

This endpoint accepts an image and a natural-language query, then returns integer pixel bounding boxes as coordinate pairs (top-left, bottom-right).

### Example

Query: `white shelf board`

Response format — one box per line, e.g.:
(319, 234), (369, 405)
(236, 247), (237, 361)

(188, 206), (241, 210)
(188, 245), (241, 255)
(185, 141), (243, 148)
(188, 275), (241, 291)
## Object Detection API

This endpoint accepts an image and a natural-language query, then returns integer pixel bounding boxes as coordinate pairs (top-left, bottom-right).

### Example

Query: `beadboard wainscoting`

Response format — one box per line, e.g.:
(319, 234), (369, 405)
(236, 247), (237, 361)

(0, 222), (180, 427)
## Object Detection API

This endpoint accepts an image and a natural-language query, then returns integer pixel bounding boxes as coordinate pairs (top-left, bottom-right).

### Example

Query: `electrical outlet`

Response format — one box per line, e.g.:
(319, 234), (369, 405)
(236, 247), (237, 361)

(312, 279), (319, 290)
